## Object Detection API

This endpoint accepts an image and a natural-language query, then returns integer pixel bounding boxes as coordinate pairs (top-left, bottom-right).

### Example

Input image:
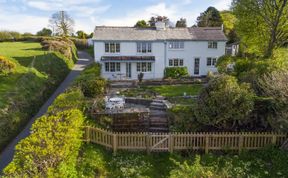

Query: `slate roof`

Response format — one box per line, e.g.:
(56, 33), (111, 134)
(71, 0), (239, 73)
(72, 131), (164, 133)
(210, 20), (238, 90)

(93, 26), (227, 41)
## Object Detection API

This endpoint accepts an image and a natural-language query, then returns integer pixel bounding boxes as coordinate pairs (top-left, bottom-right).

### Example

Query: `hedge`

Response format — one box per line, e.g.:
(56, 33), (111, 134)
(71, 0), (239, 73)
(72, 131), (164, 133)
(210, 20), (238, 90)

(164, 67), (189, 79)
(3, 89), (85, 177)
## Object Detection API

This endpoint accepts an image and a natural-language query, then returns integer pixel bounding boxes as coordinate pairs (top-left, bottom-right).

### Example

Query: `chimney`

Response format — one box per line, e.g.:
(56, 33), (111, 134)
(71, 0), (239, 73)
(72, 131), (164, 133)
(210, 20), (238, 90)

(155, 21), (166, 30)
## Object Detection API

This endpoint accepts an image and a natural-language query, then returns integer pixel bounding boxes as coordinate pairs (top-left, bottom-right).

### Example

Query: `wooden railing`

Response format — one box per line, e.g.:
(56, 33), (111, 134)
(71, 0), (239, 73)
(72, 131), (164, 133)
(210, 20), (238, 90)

(83, 127), (288, 155)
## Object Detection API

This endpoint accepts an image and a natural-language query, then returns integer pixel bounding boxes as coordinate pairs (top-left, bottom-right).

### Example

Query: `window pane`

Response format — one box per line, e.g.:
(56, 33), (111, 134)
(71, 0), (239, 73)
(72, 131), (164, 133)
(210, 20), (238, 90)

(116, 43), (120, 52)
(142, 62), (147, 72)
(147, 63), (152, 71)
(169, 42), (173, 48)
(212, 58), (217, 65)
(105, 63), (109, 72)
(213, 42), (217, 49)
(116, 63), (121, 71)
(137, 43), (141, 53)
(169, 59), (173, 66)
(174, 59), (178, 66)
(110, 62), (115, 72)
(207, 58), (211, 66)
(148, 43), (152, 52)
(105, 43), (109, 52)
(180, 59), (183, 66)
(180, 42), (184, 49)
(208, 42), (212, 48)
(142, 43), (146, 53)
(110, 43), (115, 53)
(137, 63), (140, 72)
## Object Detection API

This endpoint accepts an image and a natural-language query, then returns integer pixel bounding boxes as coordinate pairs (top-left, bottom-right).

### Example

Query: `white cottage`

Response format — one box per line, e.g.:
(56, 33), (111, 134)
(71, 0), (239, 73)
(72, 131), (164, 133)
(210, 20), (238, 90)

(92, 22), (227, 80)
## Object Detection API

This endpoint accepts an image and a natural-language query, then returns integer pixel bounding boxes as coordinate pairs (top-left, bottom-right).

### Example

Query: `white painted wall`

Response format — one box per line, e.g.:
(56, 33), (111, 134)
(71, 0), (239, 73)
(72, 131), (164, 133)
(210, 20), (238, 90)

(94, 40), (226, 80)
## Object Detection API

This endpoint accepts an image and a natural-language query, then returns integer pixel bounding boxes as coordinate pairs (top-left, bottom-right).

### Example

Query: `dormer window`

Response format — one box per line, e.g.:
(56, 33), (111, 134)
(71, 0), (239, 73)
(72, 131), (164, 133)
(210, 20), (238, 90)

(105, 42), (120, 53)
(137, 42), (152, 53)
(208, 41), (217, 49)
(169, 41), (184, 49)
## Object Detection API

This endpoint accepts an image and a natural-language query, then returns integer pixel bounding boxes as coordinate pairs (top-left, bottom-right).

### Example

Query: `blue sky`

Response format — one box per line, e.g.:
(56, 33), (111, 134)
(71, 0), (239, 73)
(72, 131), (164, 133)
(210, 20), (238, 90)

(0, 0), (231, 34)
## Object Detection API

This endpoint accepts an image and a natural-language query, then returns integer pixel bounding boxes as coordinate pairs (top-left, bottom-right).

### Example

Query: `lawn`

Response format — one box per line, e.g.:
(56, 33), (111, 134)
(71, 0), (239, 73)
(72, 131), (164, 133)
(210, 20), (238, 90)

(77, 144), (288, 178)
(0, 41), (74, 150)
(147, 84), (203, 97)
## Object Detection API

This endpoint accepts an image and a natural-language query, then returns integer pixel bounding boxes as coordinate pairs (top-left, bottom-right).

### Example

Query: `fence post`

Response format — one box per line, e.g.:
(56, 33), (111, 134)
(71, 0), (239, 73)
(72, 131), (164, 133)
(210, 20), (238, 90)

(113, 134), (117, 156)
(205, 134), (209, 154)
(86, 127), (90, 143)
(271, 134), (277, 145)
(146, 133), (151, 154)
(168, 134), (174, 153)
(238, 134), (244, 154)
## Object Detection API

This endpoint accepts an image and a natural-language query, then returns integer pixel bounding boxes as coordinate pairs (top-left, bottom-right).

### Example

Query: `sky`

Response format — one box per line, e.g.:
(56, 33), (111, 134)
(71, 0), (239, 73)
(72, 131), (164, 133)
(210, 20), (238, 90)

(0, 0), (231, 34)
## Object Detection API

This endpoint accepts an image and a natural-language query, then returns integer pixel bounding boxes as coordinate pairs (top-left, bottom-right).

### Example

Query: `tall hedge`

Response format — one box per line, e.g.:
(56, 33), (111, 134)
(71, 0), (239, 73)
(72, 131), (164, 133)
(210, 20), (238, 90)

(3, 89), (85, 177)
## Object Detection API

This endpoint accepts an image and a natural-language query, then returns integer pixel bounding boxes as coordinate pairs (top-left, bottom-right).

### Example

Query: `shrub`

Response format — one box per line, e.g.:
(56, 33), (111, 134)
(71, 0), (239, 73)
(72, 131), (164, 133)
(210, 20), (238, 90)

(195, 74), (255, 130)
(70, 38), (88, 49)
(0, 56), (16, 74)
(164, 67), (189, 79)
(0, 31), (22, 41)
(74, 63), (106, 98)
(170, 155), (214, 178)
(3, 89), (85, 177)
(41, 37), (78, 63)
(3, 109), (85, 177)
(258, 70), (288, 131)
(216, 55), (237, 73)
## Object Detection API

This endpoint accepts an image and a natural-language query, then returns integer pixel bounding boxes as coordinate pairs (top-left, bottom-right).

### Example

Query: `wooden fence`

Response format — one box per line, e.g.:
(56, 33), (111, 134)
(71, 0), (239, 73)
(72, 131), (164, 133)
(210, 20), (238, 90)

(83, 127), (287, 155)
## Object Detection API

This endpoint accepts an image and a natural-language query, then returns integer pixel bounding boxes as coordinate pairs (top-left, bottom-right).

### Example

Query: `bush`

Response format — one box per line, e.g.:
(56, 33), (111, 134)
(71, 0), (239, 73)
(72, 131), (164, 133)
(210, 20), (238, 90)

(164, 67), (189, 79)
(0, 31), (22, 41)
(70, 38), (88, 49)
(41, 37), (78, 63)
(74, 63), (106, 97)
(170, 155), (214, 178)
(0, 56), (16, 74)
(258, 70), (288, 131)
(195, 74), (255, 130)
(3, 89), (85, 177)
(3, 109), (84, 177)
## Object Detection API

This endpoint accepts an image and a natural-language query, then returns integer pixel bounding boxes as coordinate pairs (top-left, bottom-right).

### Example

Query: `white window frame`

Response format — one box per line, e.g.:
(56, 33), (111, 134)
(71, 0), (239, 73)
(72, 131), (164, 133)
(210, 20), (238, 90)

(105, 42), (120, 53)
(168, 58), (184, 67)
(104, 62), (121, 72)
(207, 57), (217, 67)
(137, 42), (152, 53)
(168, 41), (184, 50)
(136, 62), (152, 72)
(208, 41), (218, 49)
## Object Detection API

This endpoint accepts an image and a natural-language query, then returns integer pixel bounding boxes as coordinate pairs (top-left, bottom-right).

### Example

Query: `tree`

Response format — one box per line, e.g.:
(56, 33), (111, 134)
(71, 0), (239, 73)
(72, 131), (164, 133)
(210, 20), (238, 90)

(76, 30), (88, 39)
(36, 28), (52, 36)
(148, 16), (170, 27)
(195, 75), (255, 130)
(176, 18), (187, 27)
(258, 70), (288, 131)
(134, 20), (149, 28)
(232, 0), (288, 57)
(196, 7), (223, 27)
(49, 11), (74, 36)
(220, 11), (239, 43)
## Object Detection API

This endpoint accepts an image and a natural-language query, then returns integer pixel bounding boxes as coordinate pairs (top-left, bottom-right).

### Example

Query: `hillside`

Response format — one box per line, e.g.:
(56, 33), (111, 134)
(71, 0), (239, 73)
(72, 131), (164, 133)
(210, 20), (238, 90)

(0, 41), (76, 150)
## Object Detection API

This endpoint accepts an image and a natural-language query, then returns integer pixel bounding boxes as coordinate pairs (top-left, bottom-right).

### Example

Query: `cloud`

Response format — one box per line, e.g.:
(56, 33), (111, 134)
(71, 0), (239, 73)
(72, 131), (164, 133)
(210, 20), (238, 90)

(213, 0), (231, 10)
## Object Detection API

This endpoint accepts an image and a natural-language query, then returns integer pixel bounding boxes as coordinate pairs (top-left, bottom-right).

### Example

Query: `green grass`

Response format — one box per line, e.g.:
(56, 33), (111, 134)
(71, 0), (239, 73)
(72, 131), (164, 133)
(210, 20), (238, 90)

(0, 41), (74, 150)
(77, 144), (288, 178)
(147, 84), (203, 97)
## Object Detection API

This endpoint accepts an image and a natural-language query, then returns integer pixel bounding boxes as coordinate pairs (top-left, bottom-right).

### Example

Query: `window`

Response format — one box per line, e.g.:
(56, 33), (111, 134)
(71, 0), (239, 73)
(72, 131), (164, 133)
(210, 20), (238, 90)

(207, 57), (217, 66)
(137, 62), (152, 72)
(104, 62), (121, 72)
(169, 41), (184, 49)
(168, 58), (184, 67)
(208, 41), (217, 49)
(105, 42), (120, 53)
(137, 42), (152, 53)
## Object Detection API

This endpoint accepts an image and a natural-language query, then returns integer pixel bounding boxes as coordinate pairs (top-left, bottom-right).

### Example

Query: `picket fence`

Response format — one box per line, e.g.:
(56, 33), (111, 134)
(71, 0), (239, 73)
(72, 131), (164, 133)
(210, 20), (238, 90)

(83, 127), (287, 155)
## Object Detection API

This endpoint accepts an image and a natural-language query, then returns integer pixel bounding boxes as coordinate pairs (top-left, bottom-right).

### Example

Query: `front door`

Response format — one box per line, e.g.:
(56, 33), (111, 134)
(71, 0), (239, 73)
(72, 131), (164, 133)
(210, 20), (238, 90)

(194, 58), (200, 75)
(126, 63), (131, 78)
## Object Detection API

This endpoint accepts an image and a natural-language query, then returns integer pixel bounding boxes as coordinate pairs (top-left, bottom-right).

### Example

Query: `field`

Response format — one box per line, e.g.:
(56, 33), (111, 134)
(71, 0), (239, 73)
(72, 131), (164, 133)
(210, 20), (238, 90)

(0, 41), (75, 150)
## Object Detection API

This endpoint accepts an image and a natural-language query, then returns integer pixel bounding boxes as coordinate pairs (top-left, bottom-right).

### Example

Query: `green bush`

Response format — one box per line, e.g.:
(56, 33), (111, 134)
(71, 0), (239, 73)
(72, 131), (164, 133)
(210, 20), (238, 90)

(74, 63), (106, 98)
(0, 31), (22, 41)
(70, 38), (88, 49)
(0, 56), (16, 74)
(195, 74), (255, 130)
(3, 89), (85, 177)
(164, 67), (189, 79)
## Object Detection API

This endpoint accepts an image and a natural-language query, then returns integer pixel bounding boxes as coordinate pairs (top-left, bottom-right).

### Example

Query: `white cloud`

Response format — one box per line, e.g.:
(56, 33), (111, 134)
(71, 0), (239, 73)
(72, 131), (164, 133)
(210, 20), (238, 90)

(213, 0), (231, 10)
